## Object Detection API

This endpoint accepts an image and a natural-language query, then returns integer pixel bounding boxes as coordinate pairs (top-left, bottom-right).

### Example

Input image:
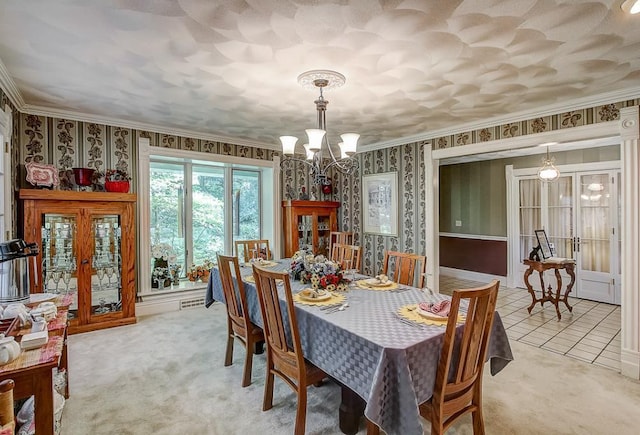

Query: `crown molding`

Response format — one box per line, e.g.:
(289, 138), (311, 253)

(0, 57), (25, 109)
(362, 86), (640, 152)
(22, 104), (277, 150)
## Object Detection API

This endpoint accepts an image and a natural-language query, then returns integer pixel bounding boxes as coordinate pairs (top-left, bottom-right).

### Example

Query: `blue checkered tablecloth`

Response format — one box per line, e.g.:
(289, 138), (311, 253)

(206, 260), (513, 435)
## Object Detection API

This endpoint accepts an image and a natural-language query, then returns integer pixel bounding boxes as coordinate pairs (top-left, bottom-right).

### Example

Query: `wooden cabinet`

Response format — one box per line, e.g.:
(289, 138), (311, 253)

(282, 200), (340, 257)
(20, 189), (137, 334)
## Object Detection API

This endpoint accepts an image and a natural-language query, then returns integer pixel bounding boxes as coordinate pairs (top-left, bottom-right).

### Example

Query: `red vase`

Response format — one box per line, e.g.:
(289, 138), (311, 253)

(73, 168), (95, 186)
(105, 180), (130, 193)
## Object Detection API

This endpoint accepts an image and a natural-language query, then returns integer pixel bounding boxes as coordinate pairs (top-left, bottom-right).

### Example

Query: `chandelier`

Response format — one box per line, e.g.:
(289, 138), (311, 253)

(538, 146), (560, 182)
(279, 70), (359, 187)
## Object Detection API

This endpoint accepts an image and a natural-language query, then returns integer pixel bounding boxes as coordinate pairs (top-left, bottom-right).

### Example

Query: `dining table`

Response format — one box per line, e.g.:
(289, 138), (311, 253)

(205, 259), (514, 435)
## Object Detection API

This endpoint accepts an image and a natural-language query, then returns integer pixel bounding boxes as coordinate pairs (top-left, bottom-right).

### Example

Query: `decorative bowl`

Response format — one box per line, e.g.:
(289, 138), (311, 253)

(72, 167), (95, 186)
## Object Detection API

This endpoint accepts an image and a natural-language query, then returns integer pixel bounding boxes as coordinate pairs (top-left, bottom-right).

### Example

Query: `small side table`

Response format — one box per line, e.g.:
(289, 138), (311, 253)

(523, 259), (576, 320)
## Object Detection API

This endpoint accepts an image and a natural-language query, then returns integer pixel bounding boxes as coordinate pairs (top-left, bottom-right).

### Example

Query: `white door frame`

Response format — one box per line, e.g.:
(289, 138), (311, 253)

(426, 107), (640, 379)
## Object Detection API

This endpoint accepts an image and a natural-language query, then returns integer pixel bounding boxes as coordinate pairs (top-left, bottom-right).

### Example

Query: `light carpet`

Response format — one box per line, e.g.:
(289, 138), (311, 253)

(60, 304), (640, 435)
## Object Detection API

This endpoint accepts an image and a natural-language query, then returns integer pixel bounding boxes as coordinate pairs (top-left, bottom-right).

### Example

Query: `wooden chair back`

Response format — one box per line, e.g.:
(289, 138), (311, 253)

(330, 243), (362, 271)
(329, 231), (354, 254)
(252, 264), (326, 435)
(234, 239), (271, 263)
(420, 280), (500, 434)
(217, 254), (264, 387)
(381, 250), (426, 288)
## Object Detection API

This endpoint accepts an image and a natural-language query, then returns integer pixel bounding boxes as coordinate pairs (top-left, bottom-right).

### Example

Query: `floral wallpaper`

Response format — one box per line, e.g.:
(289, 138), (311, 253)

(4, 86), (639, 275)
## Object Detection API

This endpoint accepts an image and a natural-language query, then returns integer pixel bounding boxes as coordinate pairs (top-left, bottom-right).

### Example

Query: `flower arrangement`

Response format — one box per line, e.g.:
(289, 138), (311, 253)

(151, 243), (177, 288)
(105, 169), (131, 181)
(187, 259), (215, 282)
(290, 250), (347, 292)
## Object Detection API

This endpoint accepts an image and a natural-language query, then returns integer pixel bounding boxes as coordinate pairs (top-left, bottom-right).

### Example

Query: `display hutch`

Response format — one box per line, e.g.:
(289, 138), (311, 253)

(20, 189), (137, 334)
(282, 200), (340, 257)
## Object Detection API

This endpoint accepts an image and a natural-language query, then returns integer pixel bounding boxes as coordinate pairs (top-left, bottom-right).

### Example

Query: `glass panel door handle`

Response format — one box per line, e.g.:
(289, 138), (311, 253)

(81, 259), (89, 265)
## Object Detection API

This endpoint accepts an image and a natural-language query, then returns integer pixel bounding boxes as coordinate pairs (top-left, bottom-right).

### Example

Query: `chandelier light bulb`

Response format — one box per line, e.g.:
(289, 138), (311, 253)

(305, 129), (325, 151)
(280, 136), (298, 155)
(340, 133), (359, 156)
(303, 144), (315, 160)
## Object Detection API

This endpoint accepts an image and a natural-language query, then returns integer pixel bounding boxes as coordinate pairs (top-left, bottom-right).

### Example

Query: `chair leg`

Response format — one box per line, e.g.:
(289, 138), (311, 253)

(263, 358), (275, 411)
(224, 326), (234, 367)
(366, 419), (381, 435)
(294, 386), (307, 435)
(241, 338), (254, 387)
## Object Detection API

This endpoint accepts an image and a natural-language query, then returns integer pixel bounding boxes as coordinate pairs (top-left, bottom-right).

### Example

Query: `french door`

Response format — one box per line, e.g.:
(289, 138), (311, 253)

(511, 165), (620, 304)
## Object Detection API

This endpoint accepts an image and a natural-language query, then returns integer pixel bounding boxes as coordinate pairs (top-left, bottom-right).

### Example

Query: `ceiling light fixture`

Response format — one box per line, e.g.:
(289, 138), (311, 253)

(621, 0), (640, 14)
(538, 146), (560, 182)
(280, 70), (359, 188)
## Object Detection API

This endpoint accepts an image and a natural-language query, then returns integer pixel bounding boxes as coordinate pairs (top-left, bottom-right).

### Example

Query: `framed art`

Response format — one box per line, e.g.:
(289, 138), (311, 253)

(534, 229), (554, 259)
(363, 172), (398, 236)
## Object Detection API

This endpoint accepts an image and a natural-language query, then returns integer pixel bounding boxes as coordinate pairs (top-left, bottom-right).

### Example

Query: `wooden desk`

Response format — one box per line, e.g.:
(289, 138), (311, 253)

(523, 259), (576, 320)
(0, 298), (70, 435)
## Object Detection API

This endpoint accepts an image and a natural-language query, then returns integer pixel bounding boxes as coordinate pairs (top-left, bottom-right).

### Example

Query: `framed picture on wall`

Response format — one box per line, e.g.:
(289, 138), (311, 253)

(362, 172), (398, 236)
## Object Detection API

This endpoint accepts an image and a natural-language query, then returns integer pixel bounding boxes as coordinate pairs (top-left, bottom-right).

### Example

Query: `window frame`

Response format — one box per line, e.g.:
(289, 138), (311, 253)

(138, 137), (281, 296)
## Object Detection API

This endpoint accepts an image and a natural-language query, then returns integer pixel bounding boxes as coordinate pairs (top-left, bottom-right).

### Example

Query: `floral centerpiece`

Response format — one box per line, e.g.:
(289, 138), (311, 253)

(290, 250), (348, 292)
(187, 259), (215, 282)
(151, 243), (177, 289)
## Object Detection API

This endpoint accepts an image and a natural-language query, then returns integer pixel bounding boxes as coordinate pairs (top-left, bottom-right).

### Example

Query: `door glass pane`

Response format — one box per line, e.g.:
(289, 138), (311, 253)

(150, 162), (185, 275)
(579, 174), (610, 273)
(232, 169), (260, 242)
(91, 215), (121, 316)
(618, 172), (621, 275)
(519, 179), (541, 259)
(41, 214), (78, 317)
(547, 176), (573, 258)
(192, 165), (224, 265)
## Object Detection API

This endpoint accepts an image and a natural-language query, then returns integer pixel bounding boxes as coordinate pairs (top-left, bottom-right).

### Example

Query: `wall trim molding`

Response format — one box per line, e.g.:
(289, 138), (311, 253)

(439, 232), (507, 242)
(0, 58), (24, 108)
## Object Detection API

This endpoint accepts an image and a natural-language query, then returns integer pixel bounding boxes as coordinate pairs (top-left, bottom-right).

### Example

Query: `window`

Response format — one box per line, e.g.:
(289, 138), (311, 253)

(139, 139), (279, 296)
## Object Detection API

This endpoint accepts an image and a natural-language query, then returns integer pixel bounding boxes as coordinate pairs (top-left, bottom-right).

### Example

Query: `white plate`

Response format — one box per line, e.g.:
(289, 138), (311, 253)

(363, 278), (393, 288)
(416, 306), (448, 321)
(29, 293), (58, 304)
(298, 289), (332, 302)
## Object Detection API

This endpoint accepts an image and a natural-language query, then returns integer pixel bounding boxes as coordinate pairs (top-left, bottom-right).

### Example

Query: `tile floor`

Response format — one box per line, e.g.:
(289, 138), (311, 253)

(439, 276), (622, 372)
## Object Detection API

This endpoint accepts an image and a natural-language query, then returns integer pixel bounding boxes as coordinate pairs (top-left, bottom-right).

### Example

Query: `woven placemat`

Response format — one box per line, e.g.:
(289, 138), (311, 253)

(0, 335), (63, 373)
(243, 275), (284, 284)
(356, 279), (398, 291)
(293, 291), (346, 306)
(397, 304), (465, 326)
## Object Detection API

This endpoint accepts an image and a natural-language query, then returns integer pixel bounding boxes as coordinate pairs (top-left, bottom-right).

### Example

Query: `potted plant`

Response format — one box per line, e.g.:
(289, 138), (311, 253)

(104, 169), (131, 192)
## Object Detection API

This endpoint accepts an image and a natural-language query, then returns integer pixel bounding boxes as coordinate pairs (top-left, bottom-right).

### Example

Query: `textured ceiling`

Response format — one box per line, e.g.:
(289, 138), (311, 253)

(0, 0), (639, 149)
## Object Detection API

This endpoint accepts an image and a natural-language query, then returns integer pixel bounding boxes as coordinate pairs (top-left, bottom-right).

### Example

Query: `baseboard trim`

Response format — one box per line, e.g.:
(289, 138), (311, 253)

(439, 266), (506, 285)
(620, 348), (640, 379)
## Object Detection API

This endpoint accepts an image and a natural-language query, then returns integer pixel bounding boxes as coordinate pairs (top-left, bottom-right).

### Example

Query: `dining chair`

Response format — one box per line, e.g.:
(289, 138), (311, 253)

(329, 231), (354, 255)
(252, 264), (327, 435)
(0, 379), (15, 434)
(234, 239), (271, 263)
(217, 254), (265, 387)
(330, 243), (362, 271)
(381, 250), (426, 288)
(367, 279), (500, 435)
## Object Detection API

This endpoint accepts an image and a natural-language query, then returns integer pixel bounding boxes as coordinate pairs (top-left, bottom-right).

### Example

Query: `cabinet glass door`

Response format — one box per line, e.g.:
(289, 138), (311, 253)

(297, 215), (313, 252)
(41, 214), (78, 316)
(91, 215), (122, 317)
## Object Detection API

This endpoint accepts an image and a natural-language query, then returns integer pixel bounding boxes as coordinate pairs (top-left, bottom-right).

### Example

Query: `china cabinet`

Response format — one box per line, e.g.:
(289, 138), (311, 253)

(282, 200), (340, 257)
(19, 189), (137, 334)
